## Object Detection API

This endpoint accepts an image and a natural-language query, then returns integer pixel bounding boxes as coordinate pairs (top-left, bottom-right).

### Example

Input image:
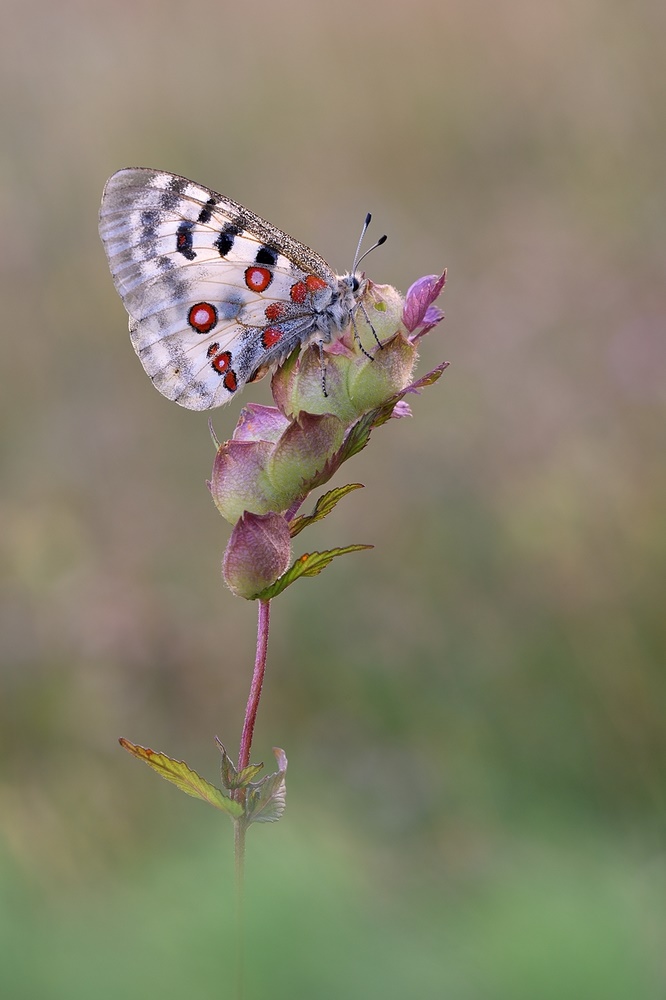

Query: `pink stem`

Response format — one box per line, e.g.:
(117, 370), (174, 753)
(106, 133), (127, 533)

(285, 497), (305, 522)
(238, 599), (271, 772)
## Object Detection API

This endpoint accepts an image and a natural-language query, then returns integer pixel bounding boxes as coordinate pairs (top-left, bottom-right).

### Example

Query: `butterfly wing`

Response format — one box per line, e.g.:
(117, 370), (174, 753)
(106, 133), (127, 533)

(99, 168), (338, 409)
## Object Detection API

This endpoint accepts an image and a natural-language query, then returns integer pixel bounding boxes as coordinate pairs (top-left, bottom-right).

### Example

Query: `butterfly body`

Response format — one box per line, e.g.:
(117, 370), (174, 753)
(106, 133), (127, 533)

(99, 168), (370, 410)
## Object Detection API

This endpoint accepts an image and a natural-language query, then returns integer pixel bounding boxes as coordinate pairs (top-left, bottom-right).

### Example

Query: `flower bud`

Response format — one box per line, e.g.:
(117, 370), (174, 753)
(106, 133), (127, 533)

(222, 511), (291, 599)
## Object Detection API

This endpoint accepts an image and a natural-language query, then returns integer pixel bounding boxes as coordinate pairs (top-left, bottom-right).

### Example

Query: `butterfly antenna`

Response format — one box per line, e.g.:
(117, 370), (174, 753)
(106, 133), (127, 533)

(352, 212), (372, 274)
(356, 233), (388, 271)
(352, 213), (388, 274)
(349, 213), (388, 357)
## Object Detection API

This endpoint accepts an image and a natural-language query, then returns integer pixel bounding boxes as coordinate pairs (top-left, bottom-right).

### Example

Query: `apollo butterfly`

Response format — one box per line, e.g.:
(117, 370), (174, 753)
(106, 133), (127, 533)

(99, 168), (385, 411)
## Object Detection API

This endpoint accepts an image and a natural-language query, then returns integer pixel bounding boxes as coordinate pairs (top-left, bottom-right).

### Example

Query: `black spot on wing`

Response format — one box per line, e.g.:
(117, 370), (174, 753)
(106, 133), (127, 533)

(198, 198), (217, 224)
(255, 245), (278, 267)
(176, 221), (196, 261)
(215, 224), (240, 257)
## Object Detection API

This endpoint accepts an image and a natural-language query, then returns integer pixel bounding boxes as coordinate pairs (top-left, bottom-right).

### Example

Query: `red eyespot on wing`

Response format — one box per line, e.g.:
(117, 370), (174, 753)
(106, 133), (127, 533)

(290, 281), (307, 304)
(306, 275), (328, 293)
(264, 302), (285, 322)
(244, 266), (273, 292)
(223, 370), (238, 393)
(211, 351), (232, 374)
(188, 302), (218, 333)
(206, 343), (220, 358)
(262, 327), (283, 348)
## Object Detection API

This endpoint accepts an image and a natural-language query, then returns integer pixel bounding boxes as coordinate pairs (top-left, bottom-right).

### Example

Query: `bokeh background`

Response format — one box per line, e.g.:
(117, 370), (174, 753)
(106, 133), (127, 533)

(2, 0), (665, 996)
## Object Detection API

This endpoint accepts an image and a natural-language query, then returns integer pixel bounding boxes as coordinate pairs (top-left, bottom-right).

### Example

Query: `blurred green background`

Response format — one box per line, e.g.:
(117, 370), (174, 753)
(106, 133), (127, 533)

(2, 0), (665, 996)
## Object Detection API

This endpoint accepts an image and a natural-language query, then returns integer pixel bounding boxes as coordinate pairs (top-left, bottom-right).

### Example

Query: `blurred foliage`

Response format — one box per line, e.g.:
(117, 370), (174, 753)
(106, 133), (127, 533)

(1, 0), (665, 994)
(2, 817), (666, 998)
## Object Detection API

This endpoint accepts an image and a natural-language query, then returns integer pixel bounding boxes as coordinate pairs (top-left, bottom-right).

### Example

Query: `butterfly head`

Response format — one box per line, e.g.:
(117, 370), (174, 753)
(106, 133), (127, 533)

(338, 269), (367, 300)
(323, 214), (387, 340)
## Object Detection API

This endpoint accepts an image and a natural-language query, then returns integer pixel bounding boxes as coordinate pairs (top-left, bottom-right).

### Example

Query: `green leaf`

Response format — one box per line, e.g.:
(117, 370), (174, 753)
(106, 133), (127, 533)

(255, 544), (373, 600)
(119, 738), (243, 818)
(238, 763), (265, 785)
(408, 362), (449, 390)
(331, 397), (397, 465)
(216, 738), (265, 790)
(246, 748), (288, 824)
(365, 399), (401, 431)
(216, 739), (238, 790)
(336, 409), (378, 462)
(289, 483), (365, 537)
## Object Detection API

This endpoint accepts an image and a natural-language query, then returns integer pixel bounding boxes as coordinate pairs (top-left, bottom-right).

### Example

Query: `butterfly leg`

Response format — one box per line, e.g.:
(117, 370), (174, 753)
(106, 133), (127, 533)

(359, 301), (383, 349)
(350, 312), (375, 361)
(318, 340), (329, 397)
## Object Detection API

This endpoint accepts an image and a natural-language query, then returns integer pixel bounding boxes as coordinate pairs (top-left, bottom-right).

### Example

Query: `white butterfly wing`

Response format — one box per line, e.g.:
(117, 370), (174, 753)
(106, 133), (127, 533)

(99, 168), (338, 409)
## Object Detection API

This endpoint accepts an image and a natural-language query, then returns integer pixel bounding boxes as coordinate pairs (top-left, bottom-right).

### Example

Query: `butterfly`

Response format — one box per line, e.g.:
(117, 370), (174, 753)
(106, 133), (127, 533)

(99, 168), (385, 410)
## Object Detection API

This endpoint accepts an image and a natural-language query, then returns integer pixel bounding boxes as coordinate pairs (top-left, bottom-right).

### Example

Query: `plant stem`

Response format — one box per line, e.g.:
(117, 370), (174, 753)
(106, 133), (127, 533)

(238, 598), (271, 772)
(234, 819), (245, 1000)
(234, 598), (271, 999)
(285, 497), (305, 522)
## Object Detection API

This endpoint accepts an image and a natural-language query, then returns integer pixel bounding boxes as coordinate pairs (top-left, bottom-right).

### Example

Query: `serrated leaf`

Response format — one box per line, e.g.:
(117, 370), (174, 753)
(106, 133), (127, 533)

(255, 544), (373, 600)
(216, 738), (265, 790)
(402, 361), (449, 394)
(289, 483), (364, 537)
(332, 397), (396, 462)
(237, 763), (265, 786)
(246, 748), (288, 824)
(336, 409), (377, 462)
(119, 738), (243, 817)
